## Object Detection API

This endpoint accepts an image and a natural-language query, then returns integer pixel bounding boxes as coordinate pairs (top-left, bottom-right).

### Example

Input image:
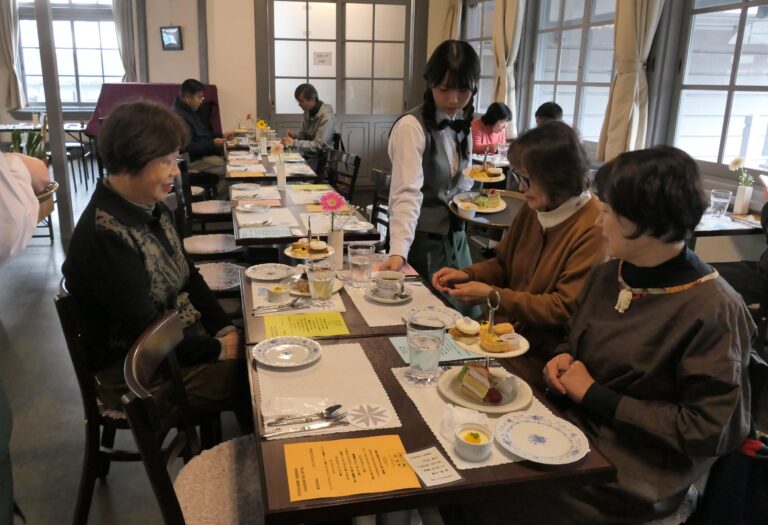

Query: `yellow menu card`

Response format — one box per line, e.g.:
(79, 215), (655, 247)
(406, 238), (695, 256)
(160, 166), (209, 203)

(291, 184), (331, 191)
(284, 435), (420, 501)
(263, 312), (350, 338)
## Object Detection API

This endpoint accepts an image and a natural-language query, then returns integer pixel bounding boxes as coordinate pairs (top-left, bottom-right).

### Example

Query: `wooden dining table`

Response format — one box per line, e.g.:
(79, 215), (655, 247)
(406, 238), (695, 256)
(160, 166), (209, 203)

(225, 149), (319, 184)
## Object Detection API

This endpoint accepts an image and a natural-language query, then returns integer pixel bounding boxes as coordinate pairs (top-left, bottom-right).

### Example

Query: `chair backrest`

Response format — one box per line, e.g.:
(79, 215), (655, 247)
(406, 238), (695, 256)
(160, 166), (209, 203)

(325, 149), (361, 201)
(370, 169), (391, 253)
(173, 156), (193, 239)
(122, 311), (197, 525)
(332, 131), (345, 152)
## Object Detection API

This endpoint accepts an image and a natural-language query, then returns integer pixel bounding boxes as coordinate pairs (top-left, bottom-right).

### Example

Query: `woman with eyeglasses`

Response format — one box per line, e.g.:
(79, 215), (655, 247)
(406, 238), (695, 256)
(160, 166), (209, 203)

(432, 121), (605, 359)
(471, 101), (511, 154)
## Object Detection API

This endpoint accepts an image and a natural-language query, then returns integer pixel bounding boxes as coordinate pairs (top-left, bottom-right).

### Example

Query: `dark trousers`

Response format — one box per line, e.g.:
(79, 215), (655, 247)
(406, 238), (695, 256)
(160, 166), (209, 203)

(0, 378), (13, 525)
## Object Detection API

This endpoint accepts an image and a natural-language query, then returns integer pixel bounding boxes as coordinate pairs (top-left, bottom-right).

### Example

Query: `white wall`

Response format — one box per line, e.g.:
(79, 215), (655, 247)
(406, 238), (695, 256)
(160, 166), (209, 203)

(146, 0), (200, 82)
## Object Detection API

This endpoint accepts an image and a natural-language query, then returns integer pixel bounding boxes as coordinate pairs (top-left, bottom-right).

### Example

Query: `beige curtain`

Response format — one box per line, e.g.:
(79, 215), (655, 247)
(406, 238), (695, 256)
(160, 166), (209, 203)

(443, 0), (463, 40)
(597, 0), (665, 161)
(491, 0), (526, 138)
(113, 0), (137, 81)
(0, 0), (23, 107)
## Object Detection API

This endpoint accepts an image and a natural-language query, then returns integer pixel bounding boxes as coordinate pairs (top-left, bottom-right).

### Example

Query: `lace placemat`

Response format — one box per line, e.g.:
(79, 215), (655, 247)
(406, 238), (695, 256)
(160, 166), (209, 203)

(250, 281), (346, 314)
(235, 207), (299, 227)
(183, 234), (238, 254)
(231, 186), (281, 200)
(257, 343), (401, 439)
(344, 284), (447, 327)
(196, 262), (242, 291)
(240, 226), (292, 239)
(287, 190), (326, 205)
(391, 367), (552, 470)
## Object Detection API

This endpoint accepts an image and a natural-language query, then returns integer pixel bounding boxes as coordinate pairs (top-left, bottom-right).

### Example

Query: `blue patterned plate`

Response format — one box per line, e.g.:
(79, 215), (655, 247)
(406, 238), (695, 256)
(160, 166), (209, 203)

(494, 413), (589, 465)
(251, 336), (321, 368)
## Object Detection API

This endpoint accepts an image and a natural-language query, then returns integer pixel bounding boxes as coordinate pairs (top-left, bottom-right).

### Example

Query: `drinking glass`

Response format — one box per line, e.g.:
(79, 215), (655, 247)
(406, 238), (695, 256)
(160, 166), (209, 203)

(307, 264), (334, 307)
(496, 142), (509, 159)
(710, 190), (732, 218)
(348, 244), (374, 288)
(405, 312), (445, 386)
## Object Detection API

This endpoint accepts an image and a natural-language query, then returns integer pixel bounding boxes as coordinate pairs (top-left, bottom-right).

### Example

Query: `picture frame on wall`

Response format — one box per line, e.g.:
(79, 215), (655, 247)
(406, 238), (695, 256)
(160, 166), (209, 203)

(160, 26), (183, 51)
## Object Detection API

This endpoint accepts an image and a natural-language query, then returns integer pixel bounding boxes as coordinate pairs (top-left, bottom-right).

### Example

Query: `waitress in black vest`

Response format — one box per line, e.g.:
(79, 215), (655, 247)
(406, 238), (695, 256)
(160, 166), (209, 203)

(380, 40), (480, 313)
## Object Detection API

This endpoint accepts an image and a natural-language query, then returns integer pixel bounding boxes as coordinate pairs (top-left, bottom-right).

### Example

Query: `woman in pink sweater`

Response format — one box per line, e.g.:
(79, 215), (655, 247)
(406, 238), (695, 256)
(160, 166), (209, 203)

(470, 102), (511, 154)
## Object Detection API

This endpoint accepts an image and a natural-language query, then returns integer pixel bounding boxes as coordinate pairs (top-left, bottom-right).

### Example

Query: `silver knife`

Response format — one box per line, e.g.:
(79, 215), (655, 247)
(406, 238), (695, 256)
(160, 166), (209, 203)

(266, 413), (346, 427)
(261, 420), (350, 439)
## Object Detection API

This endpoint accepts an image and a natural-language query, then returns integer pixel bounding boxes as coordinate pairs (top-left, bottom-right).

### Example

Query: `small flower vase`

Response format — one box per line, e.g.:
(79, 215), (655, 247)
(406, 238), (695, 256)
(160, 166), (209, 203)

(255, 127), (262, 141)
(276, 162), (287, 190)
(259, 137), (268, 156)
(734, 185), (753, 215)
(328, 229), (344, 270)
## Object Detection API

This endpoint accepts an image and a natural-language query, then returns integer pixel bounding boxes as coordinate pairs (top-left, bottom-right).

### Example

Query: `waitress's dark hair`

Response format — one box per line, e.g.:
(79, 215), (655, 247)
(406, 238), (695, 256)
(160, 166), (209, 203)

(480, 102), (512, 127)
(595, 145), (706, 242)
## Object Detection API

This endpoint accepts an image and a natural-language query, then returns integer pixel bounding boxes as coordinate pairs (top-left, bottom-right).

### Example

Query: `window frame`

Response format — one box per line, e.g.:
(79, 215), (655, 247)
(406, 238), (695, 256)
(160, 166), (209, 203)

(462, 0), (496, 114)
(17, 1), (121, 108)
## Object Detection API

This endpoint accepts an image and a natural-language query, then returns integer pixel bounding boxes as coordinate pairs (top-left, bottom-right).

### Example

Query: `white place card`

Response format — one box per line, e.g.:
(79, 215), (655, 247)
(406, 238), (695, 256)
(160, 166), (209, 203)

(402, 447), (463, 487)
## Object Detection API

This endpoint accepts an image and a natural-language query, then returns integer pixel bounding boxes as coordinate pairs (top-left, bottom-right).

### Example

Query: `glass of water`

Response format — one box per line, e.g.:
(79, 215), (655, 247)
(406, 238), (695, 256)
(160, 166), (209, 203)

(307, 263), (334, 307)
(710, 190), (732, 218)
(405, 312), (445, 386)
(496, 142), (509, 159)
(348, 244), (374, 288)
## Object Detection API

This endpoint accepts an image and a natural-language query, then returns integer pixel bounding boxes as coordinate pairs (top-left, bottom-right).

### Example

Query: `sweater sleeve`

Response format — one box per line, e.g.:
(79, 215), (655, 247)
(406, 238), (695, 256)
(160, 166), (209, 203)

(471, 120), (486, 154)
(296, 109), (335, 154)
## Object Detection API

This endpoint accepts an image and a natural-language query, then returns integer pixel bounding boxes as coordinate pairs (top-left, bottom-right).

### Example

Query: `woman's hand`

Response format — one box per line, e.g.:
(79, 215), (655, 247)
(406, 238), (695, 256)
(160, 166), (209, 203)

(558, 360), (595, 403)
(281, 135), (295, 147)
(446, 281), (493, 303)
(543, 353), (574, 395)
(377, 255), (405, 272)
(218, 330), (243, 360)
(432, 268), (470, 292)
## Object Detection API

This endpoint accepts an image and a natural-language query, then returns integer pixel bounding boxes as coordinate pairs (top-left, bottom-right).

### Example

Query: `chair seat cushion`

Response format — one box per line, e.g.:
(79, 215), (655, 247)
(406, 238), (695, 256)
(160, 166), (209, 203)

(192, 200), (231, 214)
(191, 186), (205, 197)
(174, 435), (263, 525)
(195, 262), (243, 291)
(183, 234), (238, 255)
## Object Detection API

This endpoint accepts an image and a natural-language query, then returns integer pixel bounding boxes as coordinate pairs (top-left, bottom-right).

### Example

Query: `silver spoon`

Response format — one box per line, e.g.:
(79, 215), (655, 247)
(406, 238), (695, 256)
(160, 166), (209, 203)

(266, 411), (347, 427)
(268, 404), (343, 425)
(397, 279), (409, 300)
(486, 289), (501, 368)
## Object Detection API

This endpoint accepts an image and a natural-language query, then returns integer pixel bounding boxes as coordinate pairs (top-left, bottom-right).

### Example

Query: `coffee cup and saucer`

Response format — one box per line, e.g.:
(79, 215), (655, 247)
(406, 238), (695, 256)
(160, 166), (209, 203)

(364, 271), (412, 304)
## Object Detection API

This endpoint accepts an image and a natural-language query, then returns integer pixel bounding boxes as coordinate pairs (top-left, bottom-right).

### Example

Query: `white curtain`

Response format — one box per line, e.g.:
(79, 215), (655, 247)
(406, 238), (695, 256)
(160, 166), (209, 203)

(443, 0), (463, 40)
(0, 0), (24, 107)
(491, 0), (526, 138)
(113, 0), (136, 82)
(597, 0), (666, 161)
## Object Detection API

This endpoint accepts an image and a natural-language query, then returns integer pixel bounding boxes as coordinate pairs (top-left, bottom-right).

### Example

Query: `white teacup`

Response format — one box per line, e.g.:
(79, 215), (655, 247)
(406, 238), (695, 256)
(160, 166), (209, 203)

(373, 271), (404, 299)
(457, 203), (477, 219)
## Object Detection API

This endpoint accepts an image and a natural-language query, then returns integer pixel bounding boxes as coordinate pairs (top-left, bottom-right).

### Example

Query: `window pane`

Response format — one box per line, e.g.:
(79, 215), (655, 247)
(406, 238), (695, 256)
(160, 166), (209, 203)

(539, 0), (562, 29)
(20, 20), (39, 48)
(308, 2), (335, 40)
(590, 0), (614, 22)
(578, 86), (609, 141)
(77, 49), (103, 75)
(345, 79), (371, 114)
(683, 10), (739, 85)
(22, 48), (42, 75)
(724, 91), (768, 170)
(25, 76), (45, 104)
(694, 0), (741, 8)
(276, 78), (305, 114)
(78, 77), (103, 103)
(308, 41), (335, 78)
(736, 8), (768, 86)
(102, 49), (124, 76)
(674, 90), (728, 162)
(480, 40), (495, 77)
(530, 84), (556, 128)
(535, 32), (558, 81)
(373, 80), (403, 115)
(482, 1), (495, 37)
(274, 40), (307, 77)
(57, 76), (76, 102)
(346, 3), (372, 40)
(584, 24), (614, 82)
(53, 21), (73, 48)
(56, 48), (75, 75)
(345, 42), (371, 77)
(563, 0), (584, 25)
(559, 29), (582, 81)
(100, 21), (119, 49)
(477, 78), (495, 114)
(104, 76), (123, 84)
(274, 1), (307, 39)
(555, 84), (576, 124)
(375, 5), (405, 41)
(373, 43), (404, 78)
(309, 78), (335, 110)
(74, 21), (101, 48)
(465, 3), (482, 38)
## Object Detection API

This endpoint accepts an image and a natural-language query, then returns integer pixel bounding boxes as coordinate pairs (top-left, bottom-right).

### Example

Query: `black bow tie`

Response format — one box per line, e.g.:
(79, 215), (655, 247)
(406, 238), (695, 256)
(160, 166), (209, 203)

(437, 119), (468, 133)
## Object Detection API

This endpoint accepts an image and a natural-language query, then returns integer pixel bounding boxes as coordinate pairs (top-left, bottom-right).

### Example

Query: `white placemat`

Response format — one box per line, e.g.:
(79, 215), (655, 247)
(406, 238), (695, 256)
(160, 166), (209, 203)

(250, 281), (346, 314)
(287, 190), (326, 205)
(239, 226), (292, 239)
(227, 164), (266, 173)
(195, 262), (242, 290)
(231, 186), (281, 200)
(228, 151), (254, 159)
(344, 284), (448, 327)
(183, 234), (238, 254)
(268, 152), (304, 163)
(391, 367), (552, 469)
(257, 343), (401, 439)
(235, 207), (299, 227)
(300, 212), (349, 234)
(287, 163), (315, 175)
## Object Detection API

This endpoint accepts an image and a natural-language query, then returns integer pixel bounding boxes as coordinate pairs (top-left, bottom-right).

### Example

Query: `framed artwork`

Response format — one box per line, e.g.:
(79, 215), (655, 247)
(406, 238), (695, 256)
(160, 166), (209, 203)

(160, 26), (183, 51)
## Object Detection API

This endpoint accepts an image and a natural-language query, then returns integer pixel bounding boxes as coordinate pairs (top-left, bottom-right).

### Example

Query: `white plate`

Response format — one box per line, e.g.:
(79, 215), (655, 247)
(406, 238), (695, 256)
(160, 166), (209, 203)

(364, 286), (413, 304)
(342, 221), (375, 232)
(232, 183), (261, 190)
(453, 192), (507, 214)
(236, 204), (269, 213)
(251, 336), (321, 368)
(403, 306), (463, 329)
(245, 263), (297, 281)
(494, 413), (590, 465)
(436, 367), (533, 414)
(452, 333), (530, 358)
(283, 245), (335, 260)
(280, 276), (343, 297)
(462, 166), (506, 183)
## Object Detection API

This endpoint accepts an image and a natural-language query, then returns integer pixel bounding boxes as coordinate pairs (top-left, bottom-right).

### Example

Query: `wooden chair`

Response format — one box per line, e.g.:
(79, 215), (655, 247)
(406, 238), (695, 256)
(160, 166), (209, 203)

(122, 311), (261, 524)
(370, 169), (391, 253)
(54, 287), (142, 525)
(325, 149), (361, 201)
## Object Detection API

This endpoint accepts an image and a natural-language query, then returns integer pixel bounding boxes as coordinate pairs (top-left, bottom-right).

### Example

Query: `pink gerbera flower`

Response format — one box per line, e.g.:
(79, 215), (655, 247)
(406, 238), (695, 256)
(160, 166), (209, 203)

(271, 142), (284, 155)
(321, 191), (346, 212)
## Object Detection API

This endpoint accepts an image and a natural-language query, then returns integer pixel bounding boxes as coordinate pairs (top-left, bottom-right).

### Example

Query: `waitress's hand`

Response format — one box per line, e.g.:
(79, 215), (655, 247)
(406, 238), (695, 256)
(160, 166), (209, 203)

(432, 268), (470, 293)
(377, 255), (405, 272)
(446, 281), (493, 304)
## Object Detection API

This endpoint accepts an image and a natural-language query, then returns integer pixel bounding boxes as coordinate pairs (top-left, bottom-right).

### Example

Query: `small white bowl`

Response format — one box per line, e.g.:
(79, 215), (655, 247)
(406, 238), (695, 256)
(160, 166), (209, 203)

(457, 203), (477, 219)
(267, 285), (290, 303)
(454, 423), (493, 462)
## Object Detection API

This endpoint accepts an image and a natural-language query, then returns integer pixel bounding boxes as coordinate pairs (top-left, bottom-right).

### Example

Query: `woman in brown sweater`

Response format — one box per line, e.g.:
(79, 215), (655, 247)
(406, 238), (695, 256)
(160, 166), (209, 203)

(432, 122), (605, 359)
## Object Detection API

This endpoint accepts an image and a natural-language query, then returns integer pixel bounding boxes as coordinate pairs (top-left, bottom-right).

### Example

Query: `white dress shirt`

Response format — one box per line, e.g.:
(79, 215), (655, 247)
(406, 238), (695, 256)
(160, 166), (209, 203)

(0, 153), (38, 267)
(387, 111), (474, 259)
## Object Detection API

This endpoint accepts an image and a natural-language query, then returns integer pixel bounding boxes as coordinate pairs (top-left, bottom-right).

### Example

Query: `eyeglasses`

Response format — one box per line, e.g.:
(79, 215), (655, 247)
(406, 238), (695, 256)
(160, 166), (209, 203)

(510, 170), (530, 189)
